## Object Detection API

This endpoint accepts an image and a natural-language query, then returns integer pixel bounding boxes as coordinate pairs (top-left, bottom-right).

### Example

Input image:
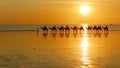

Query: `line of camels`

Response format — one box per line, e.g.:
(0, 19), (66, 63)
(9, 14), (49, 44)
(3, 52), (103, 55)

(40, 25), (108, 32)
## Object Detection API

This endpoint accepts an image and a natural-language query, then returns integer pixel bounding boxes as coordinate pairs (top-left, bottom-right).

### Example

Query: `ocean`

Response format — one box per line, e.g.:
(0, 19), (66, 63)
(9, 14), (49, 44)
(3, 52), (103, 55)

(0, 24), (120, 68)
(0, 24), (119, 31)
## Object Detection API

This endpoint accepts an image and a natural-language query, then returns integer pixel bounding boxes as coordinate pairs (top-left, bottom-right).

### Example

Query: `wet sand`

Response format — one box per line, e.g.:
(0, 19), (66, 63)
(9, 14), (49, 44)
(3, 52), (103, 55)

(0, 31), (120, 68)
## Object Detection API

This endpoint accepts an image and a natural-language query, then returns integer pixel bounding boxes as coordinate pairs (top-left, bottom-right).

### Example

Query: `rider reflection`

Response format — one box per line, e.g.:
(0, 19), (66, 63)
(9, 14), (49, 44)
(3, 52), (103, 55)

(51, 32), (57, 38)
(104, 32), (109, 38)
(73, 31), (77, 38)
(65, 32), (70, 38)
(42, 32), (48, 38)
(59, 32), (64, 37)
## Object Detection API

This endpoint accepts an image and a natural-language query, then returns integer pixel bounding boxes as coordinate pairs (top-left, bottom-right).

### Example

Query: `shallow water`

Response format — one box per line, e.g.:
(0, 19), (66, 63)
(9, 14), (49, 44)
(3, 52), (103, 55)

(0, 31), (120, 68)
(0, 24), (120, 31)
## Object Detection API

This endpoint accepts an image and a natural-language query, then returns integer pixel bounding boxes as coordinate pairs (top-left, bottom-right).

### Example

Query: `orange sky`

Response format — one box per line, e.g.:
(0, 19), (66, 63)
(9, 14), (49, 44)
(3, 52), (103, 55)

(0, 0), (120, 24)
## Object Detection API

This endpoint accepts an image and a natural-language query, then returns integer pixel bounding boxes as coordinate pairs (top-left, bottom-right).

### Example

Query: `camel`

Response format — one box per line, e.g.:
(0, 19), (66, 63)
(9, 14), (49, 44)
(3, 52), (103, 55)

(57, 26), (64, 31)
(93, 26), (102, 32)
(49, 26), (57, 31)
(86, 26), (92, 31)
(102, 26), (108, 31)
(71, 26), (78, 31)
(97, 26), (102, 31)
(93, 26), (97, 31)
(64, 26), (70, 31)
(78, 26), (84, 31)
(40, 26), (48, 31)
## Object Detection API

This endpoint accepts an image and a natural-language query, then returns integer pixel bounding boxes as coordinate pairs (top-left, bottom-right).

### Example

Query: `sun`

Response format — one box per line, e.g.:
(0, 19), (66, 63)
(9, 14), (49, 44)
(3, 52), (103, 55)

(80, 5), (90, 15)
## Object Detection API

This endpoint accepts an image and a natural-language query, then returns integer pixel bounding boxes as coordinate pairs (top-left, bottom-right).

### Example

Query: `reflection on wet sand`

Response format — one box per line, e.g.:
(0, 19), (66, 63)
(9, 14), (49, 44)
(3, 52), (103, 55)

(65, 32), (70, 38)
(59, 32), (64, 37)
(81, 30), (90, 68)
(104, 32), (108, 37)
(51, 32), (57, 38)
(73, 32), (78, 38)
(0, 31), (120, 68)
(93, 32), (102, 37)
(42, 32), (48, 38)
(40, 31), (109, 38)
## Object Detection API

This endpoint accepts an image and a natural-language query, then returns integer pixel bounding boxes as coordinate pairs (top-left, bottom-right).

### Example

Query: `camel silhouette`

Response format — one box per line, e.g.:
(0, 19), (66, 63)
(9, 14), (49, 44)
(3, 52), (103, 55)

(86, 26), (92, 31)
(49, 26), (57, 31)
(102, 26), (108, 31)
(64, 26), (70, 31)
(40, 26), (48, 31)
(93, 26), (102, 32)
(78, 26), (84, 31)
(93, 26), (97, 31)
(71, 26), (78, 31)
(97, 26), (102, 31)
(57, 26), (64, 31)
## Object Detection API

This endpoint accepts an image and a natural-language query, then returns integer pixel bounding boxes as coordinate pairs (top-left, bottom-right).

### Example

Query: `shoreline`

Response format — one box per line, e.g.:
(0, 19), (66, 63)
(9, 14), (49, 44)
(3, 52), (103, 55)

(0, 30), (119, 32)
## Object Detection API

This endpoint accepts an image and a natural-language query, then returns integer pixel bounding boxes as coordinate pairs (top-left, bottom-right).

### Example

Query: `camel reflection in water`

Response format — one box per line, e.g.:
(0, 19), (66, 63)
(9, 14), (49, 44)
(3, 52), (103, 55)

(93, 32), (102, 37)
(42, 32), (48, 38)
(65, 32), (70, 38)
(51, 32), (57, 38)
(40, 31), (109, 38)
(73, 31), (78, 38)
(59, 32), (64, 37)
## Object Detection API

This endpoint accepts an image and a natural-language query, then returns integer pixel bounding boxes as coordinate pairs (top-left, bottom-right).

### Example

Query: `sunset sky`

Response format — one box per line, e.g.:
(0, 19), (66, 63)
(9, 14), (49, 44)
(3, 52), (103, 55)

(0, 0), (120, 24)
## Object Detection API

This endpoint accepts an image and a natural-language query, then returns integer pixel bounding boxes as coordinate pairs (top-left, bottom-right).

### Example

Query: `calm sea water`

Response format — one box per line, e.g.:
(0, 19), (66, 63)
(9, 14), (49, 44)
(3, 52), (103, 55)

(0, 31), (120, 68)
(0, 24), (120, 31)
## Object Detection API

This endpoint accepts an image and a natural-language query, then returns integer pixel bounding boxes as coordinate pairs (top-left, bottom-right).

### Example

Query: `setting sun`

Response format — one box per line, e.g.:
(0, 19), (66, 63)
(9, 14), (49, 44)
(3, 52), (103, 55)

(80, 5), (90, 15)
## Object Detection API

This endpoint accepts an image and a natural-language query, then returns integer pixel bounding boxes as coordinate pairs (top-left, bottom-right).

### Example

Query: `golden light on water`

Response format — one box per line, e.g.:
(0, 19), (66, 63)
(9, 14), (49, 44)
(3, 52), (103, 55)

(82, 24), (88, 32)
(80, 24), (90, 67)
(80, 5), (90, 15)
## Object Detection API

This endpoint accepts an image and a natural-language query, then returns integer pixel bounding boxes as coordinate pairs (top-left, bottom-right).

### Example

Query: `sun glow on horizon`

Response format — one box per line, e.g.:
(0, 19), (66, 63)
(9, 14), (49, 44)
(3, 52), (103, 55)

(80, 5), (90, 15)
